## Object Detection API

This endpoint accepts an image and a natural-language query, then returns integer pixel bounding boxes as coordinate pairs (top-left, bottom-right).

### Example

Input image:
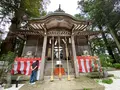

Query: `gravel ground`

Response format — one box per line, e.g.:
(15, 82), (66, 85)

(99, 78), (120, 90)
(108, 70), (120, 78)
(1, 70), (120, 90)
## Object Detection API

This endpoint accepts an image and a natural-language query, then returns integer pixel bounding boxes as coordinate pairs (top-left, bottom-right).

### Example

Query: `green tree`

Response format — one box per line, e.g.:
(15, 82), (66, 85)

(77, 0), (120, 62)
(0, 0), (49, 54)
(74, 14), (86, 20)
(78, 0), (120, 51)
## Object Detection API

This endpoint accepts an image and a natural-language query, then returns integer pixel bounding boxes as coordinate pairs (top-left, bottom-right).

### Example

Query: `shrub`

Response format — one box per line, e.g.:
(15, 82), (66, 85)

(0, 51), (16, 65)
(113, 63), (120, 69)
(0, 51), (16, 77)
(98, 54), (113, 67)
(83, 88), (90, 90)
(102, 78), (113, 84)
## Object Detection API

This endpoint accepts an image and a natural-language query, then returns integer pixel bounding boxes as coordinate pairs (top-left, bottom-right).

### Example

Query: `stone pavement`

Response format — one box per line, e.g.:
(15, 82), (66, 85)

(99, 70), (120, 90)
(19, 76), (105, 90)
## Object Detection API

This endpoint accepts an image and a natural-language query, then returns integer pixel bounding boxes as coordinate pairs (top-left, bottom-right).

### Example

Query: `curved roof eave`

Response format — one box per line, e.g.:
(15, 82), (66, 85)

(29, 12), (90, 23)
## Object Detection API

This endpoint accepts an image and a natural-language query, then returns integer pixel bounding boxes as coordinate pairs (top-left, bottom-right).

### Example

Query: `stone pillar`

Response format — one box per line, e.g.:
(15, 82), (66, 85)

(71, 36), (79, 78)
(39, 35), (47, 80)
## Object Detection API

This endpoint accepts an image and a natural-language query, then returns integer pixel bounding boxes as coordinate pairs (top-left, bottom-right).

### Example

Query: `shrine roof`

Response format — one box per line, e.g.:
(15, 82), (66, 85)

(14, 6), (100, 37)
(29, 12), (89, 23)
(29, 4), (85, 23)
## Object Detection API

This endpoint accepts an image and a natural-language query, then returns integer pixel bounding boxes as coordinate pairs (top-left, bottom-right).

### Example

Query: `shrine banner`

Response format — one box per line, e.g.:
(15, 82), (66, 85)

(77, 56), (93, 73)
(11, 57), (41, 75)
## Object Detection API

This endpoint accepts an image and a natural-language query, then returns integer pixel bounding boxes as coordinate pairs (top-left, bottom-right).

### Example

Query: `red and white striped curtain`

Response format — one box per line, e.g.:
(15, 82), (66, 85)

(11, 57), (41, 75)
(77, 56), (92, 73)
(77, 56), (102, 73)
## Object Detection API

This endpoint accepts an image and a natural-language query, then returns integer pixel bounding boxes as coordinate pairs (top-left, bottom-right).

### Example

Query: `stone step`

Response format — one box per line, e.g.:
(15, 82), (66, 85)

(44, 60), (74, 76)
(44, 69), (74, 76)
(44, 75), (75, 80)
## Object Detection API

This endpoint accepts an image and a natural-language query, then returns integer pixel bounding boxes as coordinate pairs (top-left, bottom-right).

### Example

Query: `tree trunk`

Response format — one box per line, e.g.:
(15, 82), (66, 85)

(0, 23), (18, 54)
(109, 27), (120, 52)
(5, 72), (12, 88)
(18, 40), (25, 57)
(0, 38), (15, 54)
(101, 31), (116, 61)
(88, 40), (94, 55)
(0, 9), (24, 54)
(98, 26), (116, 62)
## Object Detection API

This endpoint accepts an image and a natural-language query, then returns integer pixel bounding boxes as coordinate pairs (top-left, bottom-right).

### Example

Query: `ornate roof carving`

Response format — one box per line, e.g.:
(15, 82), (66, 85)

(54, 4), (65, 13)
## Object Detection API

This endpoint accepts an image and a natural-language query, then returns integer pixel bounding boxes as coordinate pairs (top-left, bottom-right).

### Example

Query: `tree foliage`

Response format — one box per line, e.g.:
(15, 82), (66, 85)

(0, 0), (47, 18)
(77, 0), (120, 63)
(78, 0), (120, 27)
(78, 0), (120, 48)
(74, 14), (86, 20)
(0, 0), (49, 54)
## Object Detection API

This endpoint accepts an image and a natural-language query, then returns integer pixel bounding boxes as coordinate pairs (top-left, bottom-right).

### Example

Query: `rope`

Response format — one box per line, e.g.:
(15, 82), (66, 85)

(50, 37), (54, 81)
(58, 36), (62, 80)
(65, 37), (70, 81)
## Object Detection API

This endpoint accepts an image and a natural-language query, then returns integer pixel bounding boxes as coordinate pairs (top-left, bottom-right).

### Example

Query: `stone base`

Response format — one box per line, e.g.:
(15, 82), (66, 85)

(19, 76), (105, 90)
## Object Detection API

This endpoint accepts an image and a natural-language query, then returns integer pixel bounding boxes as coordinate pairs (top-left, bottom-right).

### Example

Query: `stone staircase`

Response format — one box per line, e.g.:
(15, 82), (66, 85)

(44, 75), (75, 81)
(44, 60), (74, 76)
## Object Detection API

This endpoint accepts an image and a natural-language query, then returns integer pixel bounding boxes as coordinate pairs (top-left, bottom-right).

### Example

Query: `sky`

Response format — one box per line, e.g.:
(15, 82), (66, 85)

(46, 0), (80, 15)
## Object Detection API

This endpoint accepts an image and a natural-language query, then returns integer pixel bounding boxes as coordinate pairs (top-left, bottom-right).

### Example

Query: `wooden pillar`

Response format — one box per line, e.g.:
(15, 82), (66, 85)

(39, 35), (47, 80)
(71, 35), (79, 78)
(21, 41), (26, 56)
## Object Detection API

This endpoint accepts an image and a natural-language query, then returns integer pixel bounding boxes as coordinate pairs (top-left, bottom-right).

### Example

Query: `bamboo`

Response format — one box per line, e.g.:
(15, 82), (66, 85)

(58, 36), (62, 80)
(65, 37), (71, 81)
(50, 36), (54, 81)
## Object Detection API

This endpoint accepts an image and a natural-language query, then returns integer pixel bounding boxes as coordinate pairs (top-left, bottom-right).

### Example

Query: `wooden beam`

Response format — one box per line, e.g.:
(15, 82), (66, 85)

(71, 35), (79, 77)
(80, 25), (88, 31)
(37, 24), (42, 29)
(72, 24), (77, 33)
(41, 23), (47, 35)
(40, 35), (47, 80)
(9, 31), (26, 40)
(29, 25), (45, 36)
(47, 31), (71, 36)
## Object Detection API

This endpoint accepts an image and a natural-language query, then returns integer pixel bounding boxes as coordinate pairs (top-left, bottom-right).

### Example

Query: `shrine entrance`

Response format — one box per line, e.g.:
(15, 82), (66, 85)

(47, 36), (72, 60)
(45, 36), (74, 79)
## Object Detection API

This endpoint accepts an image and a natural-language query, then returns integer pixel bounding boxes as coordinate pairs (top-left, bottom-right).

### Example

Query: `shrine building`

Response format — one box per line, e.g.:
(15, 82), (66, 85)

(13, 6), (99, 80)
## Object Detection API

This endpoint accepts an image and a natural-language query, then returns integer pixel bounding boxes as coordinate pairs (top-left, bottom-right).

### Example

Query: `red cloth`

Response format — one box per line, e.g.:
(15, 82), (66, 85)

(77, 56), (99, 73)
(54, 67), (65, 75)
(11, 57), (41, 75)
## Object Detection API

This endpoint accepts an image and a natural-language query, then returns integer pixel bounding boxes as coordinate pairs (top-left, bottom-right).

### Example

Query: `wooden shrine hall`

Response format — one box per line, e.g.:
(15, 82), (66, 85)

(12, 6), (100, 80)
